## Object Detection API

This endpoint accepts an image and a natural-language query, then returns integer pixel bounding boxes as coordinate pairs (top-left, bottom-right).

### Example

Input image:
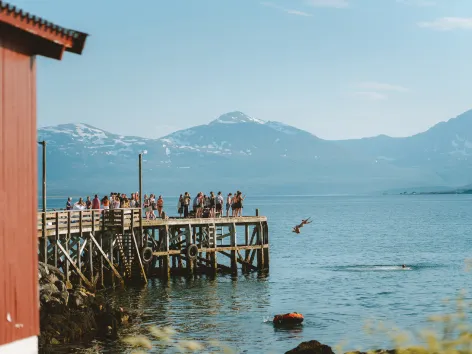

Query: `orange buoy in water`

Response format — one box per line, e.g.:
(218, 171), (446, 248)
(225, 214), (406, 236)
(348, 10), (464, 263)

(273, 312), (304, 325)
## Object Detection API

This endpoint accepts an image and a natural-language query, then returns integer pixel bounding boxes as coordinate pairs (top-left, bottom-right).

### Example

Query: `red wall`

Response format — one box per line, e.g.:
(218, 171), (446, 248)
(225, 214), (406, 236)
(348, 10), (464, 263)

(0, 34), (39, 345)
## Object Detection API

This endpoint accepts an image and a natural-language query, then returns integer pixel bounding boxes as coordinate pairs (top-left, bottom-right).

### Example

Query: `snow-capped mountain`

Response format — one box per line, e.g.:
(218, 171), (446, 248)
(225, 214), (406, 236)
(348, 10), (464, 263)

(159, 111), (347, 161)
(335, 109), (472, 186)
(37, 110), (472, 194)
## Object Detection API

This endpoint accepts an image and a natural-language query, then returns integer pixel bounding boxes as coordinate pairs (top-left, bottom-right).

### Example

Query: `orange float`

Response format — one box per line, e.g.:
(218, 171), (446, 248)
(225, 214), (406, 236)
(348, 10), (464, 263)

(273, 312), (304, 325)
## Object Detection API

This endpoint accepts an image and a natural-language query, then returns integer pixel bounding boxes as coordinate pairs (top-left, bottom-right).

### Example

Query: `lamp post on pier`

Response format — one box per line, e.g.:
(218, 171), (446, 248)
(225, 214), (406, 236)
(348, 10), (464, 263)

(138, 150), (147, 248)
(138, 150), (147, 211)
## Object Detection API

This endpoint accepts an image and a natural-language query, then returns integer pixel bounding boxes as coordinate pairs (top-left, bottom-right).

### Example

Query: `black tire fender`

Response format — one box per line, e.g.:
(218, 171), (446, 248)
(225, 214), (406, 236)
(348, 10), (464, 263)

(186, 244), (198, 260)
(141, 247), (153, 264)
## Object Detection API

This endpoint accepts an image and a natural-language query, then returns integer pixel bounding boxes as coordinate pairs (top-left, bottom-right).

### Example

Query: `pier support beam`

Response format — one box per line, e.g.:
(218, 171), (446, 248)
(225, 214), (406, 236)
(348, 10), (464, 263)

(257, 222), (264, 270)
(263, 223), (270, 270)
(186, 224), (194, 275)
(161, 226), (170, 279)
(230, 223), (238, 275)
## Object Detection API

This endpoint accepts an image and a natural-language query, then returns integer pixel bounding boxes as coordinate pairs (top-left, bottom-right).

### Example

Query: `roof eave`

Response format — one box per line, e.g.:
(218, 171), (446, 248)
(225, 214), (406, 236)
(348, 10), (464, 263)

(0, 4), (88, 59)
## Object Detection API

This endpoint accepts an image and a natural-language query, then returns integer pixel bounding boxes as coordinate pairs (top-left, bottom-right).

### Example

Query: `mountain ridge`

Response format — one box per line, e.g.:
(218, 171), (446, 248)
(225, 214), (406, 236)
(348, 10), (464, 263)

(37, 109), (472, 195)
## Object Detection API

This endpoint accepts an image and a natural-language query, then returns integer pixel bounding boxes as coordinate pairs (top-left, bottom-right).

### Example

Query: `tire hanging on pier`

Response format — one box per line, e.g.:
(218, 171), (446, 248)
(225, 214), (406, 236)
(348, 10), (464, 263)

(141, 247), (153, 264)
(186, 244), (198, 261)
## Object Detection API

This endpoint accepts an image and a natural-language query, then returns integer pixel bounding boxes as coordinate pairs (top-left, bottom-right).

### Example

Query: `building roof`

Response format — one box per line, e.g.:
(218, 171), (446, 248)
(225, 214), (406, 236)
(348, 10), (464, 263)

(0, 1), (88, 60)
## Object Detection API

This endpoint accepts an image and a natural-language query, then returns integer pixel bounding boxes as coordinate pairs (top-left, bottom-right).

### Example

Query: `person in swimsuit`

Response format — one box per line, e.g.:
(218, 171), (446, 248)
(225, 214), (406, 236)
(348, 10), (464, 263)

(157, 195), (164, 218)
(209, 192), (216, 218)
(66, 197), (72, 210)
(226, 193), (232, 217)
(85, 196), (92, 210)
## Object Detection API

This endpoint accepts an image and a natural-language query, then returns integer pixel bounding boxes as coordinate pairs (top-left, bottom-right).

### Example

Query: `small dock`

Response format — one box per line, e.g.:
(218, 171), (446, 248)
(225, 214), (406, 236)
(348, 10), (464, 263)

(37, 209), (269, 290)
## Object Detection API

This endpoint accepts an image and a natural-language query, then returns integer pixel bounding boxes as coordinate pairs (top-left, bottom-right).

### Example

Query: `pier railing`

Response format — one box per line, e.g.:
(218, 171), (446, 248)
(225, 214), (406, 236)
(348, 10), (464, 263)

(37, 208), (141, 237)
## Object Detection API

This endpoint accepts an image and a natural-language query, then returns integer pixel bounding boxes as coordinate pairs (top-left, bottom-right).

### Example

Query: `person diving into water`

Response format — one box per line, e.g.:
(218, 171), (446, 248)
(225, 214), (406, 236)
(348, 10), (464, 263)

(301, 217), (312, 225)
(292, 217), (312, 234)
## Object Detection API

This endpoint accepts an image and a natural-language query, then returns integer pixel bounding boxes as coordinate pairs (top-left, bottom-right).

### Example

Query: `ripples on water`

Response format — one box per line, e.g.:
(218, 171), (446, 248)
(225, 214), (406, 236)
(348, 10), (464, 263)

(46, 195), (472, 353)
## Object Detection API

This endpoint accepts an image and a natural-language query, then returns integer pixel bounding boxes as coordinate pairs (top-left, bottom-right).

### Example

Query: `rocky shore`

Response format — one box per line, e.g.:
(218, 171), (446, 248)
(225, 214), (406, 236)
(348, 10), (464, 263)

(286, 340), (396, 354)
(38, 262), (135, 347)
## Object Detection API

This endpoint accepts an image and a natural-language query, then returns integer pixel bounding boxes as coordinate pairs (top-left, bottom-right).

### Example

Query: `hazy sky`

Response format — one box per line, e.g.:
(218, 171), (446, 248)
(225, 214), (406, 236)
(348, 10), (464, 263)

(12, 0), (472, 140)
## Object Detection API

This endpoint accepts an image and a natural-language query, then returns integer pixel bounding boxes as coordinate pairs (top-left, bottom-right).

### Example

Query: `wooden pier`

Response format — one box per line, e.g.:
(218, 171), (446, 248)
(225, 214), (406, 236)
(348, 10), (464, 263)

(37, 208), (269, 290)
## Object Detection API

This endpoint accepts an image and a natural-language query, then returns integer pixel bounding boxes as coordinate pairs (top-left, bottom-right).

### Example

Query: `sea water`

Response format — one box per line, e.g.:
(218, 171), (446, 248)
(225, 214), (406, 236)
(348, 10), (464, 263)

(42, 195), (472, 353)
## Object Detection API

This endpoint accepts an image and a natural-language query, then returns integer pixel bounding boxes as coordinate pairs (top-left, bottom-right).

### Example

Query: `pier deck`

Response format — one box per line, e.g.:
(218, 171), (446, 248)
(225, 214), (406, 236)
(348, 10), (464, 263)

(37, 209), (269, 290)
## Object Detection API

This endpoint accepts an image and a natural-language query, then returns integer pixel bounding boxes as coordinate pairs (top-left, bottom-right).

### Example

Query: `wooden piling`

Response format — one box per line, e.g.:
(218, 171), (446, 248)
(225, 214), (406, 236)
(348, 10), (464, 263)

(230, 223), (238, 275)
(162, 225), (170, 279)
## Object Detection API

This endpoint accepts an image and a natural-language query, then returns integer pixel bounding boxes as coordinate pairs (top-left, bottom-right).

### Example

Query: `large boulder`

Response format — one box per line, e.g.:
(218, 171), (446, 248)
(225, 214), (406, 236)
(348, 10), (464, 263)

(347, 351), (396, 354)
(40, 283), (59, 297)
(286, 340), (335, 354)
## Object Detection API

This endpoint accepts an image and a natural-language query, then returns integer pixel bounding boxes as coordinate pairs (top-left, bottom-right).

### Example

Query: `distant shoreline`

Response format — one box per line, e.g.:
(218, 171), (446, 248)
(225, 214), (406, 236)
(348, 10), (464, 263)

(393, 189), (472, 196)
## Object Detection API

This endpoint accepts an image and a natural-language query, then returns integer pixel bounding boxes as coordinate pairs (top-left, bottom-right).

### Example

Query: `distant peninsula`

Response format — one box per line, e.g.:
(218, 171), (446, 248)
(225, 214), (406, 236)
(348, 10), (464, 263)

(384, 184), (472, 195)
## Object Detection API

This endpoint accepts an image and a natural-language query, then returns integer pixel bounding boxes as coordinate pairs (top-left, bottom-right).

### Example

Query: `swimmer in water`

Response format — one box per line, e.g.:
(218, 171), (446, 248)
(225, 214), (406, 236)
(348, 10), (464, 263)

(402, 264), (406, 269)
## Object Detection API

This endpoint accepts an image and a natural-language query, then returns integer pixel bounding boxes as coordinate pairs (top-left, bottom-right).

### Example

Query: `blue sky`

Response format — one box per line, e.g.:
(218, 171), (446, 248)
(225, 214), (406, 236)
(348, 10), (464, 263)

(11, 0), (472, 139)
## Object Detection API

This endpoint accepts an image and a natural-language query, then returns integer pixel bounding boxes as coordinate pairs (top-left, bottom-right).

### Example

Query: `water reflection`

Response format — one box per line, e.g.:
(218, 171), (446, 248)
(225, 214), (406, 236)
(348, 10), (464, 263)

(83, 273), (271, 353)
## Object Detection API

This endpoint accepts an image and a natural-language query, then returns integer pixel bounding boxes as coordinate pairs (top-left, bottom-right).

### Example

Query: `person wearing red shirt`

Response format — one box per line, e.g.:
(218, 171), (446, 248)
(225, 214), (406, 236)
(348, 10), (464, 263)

(92, 194), (101, 210)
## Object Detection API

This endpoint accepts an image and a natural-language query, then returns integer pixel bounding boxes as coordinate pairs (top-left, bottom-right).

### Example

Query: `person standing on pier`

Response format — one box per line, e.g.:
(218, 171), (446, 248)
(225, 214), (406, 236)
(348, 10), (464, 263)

(66, 197), (72, 210)
(183, 192), (191, 218)
(177, 194), (183, 217)
(237, 191), (246, 217)
(209, 192), (216, 218)
(217, 192), (224, 217)
(86, 196), (92, 210)
(102, 196), (110, 210)
(157, 195), (164, 217)
(92, 195), (101, 210)
(226, 193), (232, 217)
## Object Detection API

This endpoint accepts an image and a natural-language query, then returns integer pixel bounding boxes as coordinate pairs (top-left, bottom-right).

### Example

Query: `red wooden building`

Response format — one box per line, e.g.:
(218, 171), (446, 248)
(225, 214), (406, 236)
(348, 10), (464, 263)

(0, 2), (87, 352)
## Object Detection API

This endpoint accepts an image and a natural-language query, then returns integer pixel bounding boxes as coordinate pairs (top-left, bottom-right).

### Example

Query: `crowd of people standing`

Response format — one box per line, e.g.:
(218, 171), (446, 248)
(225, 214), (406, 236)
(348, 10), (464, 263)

(177, 191), (246, 218)
(65, 190), (246, 220)
(66, 192), (140, 211)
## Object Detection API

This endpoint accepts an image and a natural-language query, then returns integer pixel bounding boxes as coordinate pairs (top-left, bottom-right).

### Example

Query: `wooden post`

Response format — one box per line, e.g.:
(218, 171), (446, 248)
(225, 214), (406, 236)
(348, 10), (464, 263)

(178, 227), (183, 269)
(208, 226), (216, 274)
(256, 222), (264, 269)
(243, 224), (249, 273)
(162, 225), (170, 278)
(78, 211), (82, 285)
(186, 224), (194, 275)
(263, 223), (269, 269)
(42, 212), (47, 264)
(110, 232), (115, 287)
(230, 223), (237, 275)
(92, 211), (104, 288)
(53, 213), (59, 267)
(89, 230), (94, 288)
(256, 208), (259, 216)
(65, 212), (71, 282)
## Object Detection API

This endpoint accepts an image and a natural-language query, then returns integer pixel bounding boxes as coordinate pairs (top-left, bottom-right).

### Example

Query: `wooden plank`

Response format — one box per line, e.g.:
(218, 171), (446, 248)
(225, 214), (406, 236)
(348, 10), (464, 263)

(131, 229), (147, 283)
(42, 212), (47, 263)
(152, 244), (268, 257)
(89, 232), (94, 286)
(109, 232), (115, 287)
(89, 232), (124, 287)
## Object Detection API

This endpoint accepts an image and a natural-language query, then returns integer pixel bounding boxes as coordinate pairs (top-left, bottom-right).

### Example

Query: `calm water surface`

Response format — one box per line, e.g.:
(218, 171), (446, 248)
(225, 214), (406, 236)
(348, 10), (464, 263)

(45, 195), (472, 353)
